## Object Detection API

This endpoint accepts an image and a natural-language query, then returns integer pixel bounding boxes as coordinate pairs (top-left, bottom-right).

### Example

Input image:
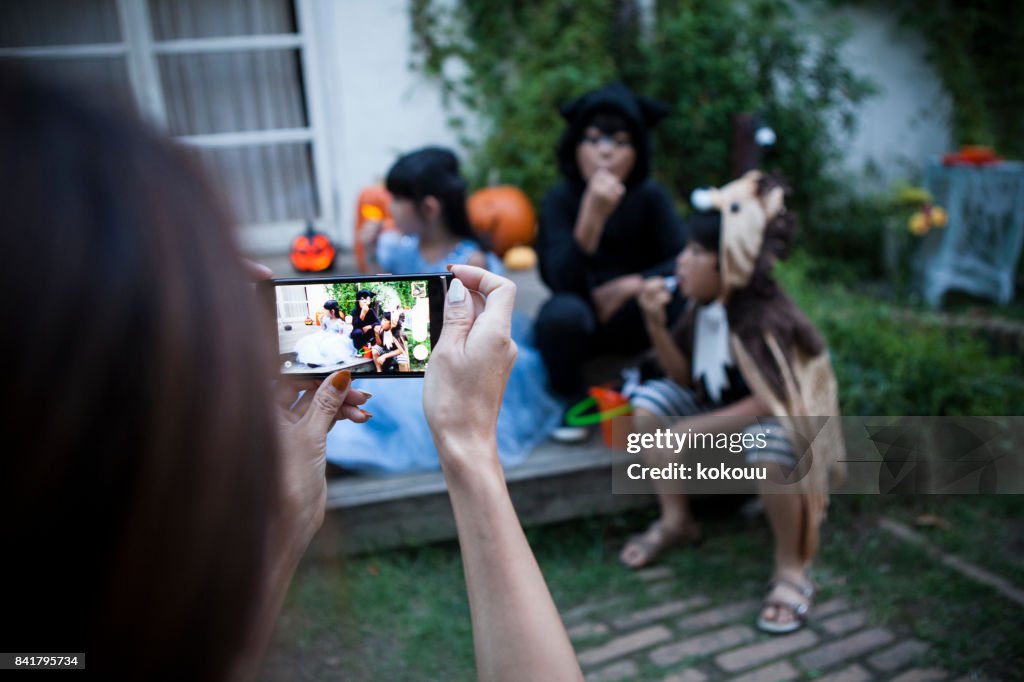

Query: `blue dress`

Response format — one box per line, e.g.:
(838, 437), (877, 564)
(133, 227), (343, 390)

(324, 232), (561, 472)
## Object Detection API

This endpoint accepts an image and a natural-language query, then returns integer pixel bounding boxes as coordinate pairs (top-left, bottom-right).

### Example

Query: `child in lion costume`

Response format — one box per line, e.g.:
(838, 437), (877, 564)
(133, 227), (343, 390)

(621, 170), (846, 634)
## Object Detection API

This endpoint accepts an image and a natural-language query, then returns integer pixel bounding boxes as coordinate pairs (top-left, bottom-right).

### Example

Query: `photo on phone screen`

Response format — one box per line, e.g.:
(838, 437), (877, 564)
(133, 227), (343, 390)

(268, 274), (450, 378)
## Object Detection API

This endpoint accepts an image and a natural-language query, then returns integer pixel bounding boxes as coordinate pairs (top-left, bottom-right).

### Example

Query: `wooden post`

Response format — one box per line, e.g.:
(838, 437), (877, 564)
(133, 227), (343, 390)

(731, 112), (761, 177)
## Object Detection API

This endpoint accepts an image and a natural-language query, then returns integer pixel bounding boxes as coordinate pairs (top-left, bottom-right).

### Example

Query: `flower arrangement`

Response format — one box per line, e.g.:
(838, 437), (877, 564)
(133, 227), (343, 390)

(883, 184), (949, 297)
(896, 185), (948, 236)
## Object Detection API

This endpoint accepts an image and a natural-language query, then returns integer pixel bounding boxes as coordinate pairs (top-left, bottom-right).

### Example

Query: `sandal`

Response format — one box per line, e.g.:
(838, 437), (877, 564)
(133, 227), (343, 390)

(756, 576), (814, 634)
(619, 519), (702, 569)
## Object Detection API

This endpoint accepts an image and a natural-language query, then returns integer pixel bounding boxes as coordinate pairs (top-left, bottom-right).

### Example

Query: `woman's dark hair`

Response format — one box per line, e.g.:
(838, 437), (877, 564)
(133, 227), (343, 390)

(385, 146), (479, 244)
(324, 299), (340, 317)
(356, 289), (374, 300)
(0, 64), (279, 680)
(687, 210), (722, 254)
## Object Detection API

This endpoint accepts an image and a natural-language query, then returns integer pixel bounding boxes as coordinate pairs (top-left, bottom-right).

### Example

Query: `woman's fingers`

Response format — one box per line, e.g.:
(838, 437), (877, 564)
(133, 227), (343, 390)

(340, 403), (373, 423)
(447, 264), (516, 340)
(275, 378), (368, 412)
(288, 383), (370, 420)
(299, 371), (352, 435)
(274, 378), (319, 410)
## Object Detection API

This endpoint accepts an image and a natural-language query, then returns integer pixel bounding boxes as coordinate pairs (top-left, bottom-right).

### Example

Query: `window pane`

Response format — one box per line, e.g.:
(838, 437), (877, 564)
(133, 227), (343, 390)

(149, 0), (296, 40)
(158, 49), (307, 136)
(195, 143), (318, 225)
(0, 0), (121, 47)
(8, 56), (134, 107)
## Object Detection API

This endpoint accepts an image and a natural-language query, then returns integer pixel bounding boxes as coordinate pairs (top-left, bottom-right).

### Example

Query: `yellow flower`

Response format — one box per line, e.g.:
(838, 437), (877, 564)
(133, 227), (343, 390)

(930, 206), (947, 227)
(908, 211), (929, 235)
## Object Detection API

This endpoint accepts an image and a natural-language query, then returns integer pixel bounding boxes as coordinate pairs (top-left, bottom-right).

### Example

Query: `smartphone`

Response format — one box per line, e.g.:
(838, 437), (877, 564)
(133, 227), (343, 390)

(263, 272), (452, 379)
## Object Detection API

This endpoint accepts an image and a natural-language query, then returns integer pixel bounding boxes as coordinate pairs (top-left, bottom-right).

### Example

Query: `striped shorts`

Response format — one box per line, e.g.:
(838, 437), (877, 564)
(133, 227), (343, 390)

(629, 378), (796, 468)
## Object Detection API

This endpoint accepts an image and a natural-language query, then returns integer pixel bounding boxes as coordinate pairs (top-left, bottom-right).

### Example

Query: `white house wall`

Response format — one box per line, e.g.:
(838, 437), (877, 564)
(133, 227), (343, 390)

(317, 0), (466, 252)
(811, 5), (953, 185)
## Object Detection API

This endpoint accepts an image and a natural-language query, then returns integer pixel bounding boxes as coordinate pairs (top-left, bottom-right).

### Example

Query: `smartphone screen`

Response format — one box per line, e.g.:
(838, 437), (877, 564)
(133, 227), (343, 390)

(264, 273), (452, 378)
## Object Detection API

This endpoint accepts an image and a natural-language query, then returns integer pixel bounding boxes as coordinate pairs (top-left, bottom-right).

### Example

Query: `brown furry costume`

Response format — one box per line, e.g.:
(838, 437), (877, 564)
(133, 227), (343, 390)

(680, 171), (846, 562)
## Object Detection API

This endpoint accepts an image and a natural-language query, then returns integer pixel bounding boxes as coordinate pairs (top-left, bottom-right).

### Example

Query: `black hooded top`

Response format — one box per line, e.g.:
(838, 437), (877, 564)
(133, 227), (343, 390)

(537, 82), (686, 297)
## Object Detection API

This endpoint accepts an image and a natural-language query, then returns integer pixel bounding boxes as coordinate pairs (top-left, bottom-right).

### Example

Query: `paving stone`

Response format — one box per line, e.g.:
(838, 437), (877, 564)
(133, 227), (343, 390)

(811, 597), (851, 618)
(578, 625), (673, 667)
(890, 668), (948, 682)
(562, 597), (628, 625)
(813, 663), (872, 682)
(676, 599), (760, 632)
(611, 596), (711, 630)
(796, 627), (895, 671)
(637, 565), (675, 582)
(568, 621), (611, 641)
(649, 625), (757, 667)
(821, 610), (868, 636)
(649, 581), (678, 598)
(868, 639), (930, 672)
(585, 660), (638, 682)
(715, 629), (819, 672)
(726, 660), (800, 682)
(661, 670), (709, 682)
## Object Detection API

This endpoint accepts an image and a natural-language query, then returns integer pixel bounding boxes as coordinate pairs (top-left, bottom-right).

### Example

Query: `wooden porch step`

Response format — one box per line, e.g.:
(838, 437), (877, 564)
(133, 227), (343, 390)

(310, 435), (654, 556)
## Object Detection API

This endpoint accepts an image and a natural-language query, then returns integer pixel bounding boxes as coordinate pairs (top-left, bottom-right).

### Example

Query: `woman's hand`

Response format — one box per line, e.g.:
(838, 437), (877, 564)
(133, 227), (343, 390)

(273, 372), (372, 540)
(638, 276), (671, 328)
(423, 266), (584, 682)
(424, 265), (518, 470)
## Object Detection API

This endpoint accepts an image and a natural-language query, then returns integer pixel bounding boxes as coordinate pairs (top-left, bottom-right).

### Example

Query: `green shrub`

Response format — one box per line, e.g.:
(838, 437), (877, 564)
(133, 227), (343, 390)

(410, 0), (879, 271)
(778, 253), (1024, 415)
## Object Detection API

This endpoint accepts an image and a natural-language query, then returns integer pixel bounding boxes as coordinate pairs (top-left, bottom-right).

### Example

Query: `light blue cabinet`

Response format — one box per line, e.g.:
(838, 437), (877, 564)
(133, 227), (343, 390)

(919, 160), (1024, 307)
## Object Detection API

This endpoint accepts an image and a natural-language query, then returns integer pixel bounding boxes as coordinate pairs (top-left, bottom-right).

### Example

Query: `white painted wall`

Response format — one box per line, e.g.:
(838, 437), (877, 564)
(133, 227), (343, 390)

(812, 5), (953, 186)
(315, 0), (467, 249)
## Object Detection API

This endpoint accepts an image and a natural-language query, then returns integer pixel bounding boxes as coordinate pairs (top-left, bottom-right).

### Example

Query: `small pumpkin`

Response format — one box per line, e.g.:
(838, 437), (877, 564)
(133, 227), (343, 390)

(354, 184), (396, 273)
(467, 185), (536, 257)
(290, 221), (336, 272)
(503, 245), (538, 270)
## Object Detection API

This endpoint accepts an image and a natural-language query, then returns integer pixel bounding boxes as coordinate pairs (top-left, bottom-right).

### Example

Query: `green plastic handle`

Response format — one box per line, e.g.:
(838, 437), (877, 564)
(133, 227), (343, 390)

(564, 396), (632, 427)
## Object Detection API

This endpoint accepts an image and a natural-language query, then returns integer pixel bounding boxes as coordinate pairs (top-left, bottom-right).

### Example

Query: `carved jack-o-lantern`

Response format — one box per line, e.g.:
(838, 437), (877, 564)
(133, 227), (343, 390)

(354, 184), (396, 273)
(290, 221), (336, 272)
(467, 186), (536, 257)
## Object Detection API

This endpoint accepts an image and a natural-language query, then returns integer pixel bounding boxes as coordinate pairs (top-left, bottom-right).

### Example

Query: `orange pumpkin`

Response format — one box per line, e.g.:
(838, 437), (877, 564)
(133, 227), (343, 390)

(467, 186), (536, 257)
(290, 221), (336, 272)
(354, 184), (396, 273)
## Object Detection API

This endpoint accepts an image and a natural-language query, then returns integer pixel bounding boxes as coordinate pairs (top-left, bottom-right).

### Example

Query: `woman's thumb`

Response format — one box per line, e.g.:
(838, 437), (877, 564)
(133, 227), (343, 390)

(439, 278), (471, 347)
(301, 370), (351, 434)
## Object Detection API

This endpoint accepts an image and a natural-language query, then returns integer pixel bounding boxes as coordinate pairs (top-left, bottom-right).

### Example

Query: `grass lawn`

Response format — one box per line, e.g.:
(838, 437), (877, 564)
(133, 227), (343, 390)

(259, 256), (1023, 680)
(259, 495), (1024, 681)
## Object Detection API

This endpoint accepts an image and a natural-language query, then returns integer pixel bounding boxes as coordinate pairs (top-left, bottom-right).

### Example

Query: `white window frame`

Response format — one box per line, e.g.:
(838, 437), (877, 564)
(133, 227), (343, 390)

(0, 0), (339, 254)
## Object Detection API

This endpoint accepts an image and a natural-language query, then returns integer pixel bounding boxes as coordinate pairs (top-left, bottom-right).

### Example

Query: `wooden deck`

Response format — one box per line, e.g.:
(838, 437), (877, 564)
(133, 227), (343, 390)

(310, 435), (654, 556)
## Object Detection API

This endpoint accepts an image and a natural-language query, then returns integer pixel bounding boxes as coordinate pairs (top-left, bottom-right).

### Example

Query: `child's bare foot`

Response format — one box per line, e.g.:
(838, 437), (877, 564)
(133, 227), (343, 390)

(619, 518), (702, 569)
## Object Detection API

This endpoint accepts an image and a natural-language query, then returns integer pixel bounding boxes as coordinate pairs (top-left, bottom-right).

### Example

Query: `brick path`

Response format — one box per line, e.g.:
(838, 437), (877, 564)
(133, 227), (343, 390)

(564, 567), (955, 682)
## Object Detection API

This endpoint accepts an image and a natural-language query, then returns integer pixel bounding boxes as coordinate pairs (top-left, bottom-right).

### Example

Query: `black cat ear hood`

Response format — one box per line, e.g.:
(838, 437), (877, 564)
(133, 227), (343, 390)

(555, 81), (671, 188)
